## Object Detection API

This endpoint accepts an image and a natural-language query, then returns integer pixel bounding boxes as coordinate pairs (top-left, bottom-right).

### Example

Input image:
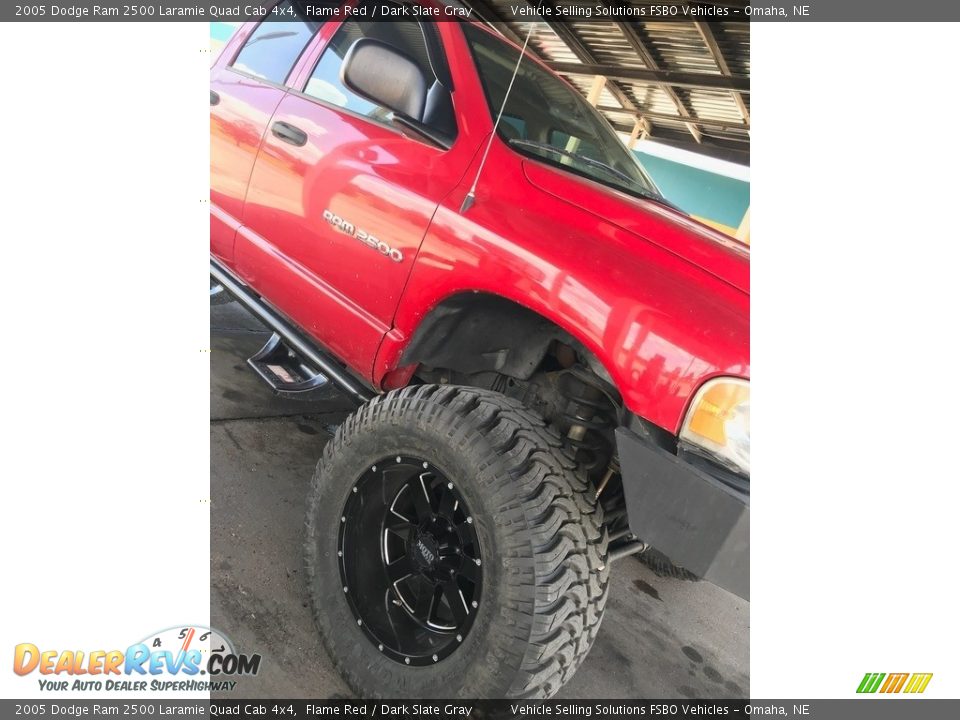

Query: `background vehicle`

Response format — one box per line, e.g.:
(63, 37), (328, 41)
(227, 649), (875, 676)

(210, 0), (749, 699)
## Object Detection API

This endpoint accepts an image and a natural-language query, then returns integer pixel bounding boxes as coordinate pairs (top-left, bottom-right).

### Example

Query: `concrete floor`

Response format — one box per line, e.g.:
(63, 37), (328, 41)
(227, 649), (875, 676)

(210, 300), (749, 699)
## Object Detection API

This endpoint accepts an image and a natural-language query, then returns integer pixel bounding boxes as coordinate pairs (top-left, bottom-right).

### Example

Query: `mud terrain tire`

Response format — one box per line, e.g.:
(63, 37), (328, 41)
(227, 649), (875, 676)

(304, 384), (609, 698)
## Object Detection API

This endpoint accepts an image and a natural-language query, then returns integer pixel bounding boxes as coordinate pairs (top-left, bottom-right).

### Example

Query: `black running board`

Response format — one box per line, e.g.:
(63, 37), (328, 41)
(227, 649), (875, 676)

(210, 258), (374, 405)
(248, 332), (332, 398)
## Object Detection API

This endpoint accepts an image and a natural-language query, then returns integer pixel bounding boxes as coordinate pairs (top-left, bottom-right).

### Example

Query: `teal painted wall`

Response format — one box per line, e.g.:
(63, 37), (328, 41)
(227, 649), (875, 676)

(210, 21), (241, 59)
(210, 22), (236, 43)
(634, 151), (749, 230)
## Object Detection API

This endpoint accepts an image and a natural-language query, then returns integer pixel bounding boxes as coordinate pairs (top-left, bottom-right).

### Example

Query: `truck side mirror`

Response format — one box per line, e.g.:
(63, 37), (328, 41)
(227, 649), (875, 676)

(341, 38), (429, 122)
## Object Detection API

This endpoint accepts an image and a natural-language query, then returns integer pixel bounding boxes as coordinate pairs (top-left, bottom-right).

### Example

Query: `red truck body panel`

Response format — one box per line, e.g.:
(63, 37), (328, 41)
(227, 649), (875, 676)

(210, 12), (750, 435)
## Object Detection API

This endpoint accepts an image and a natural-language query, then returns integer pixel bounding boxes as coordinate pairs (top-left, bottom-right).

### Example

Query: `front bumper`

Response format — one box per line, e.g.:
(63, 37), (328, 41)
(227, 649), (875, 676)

(615, 428), (749, 600)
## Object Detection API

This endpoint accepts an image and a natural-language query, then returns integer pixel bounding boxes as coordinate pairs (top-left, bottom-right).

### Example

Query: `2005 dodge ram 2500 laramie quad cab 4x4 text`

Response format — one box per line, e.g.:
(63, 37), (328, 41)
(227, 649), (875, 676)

(210, 0), (749, 699)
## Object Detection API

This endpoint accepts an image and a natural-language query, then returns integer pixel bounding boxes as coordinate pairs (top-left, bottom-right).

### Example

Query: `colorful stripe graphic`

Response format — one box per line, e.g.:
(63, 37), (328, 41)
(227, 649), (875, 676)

(879, 673), (909, 693)
(904, 673), (934, 693)
(856, 673), (885, 693)
(857, 672), (932, 694)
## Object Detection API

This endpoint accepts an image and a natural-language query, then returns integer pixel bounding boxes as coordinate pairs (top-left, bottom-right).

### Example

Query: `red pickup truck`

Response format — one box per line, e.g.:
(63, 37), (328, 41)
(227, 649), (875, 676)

(210, 0), (749, 699)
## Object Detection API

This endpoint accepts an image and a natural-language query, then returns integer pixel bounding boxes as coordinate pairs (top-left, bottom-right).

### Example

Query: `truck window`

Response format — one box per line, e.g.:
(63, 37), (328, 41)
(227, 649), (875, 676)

(502, 115), (527, 140)
(303, 8), (454, 138)
(549, 129), (601, 158)
(231, 1), (323, 85)
(462, 23), (661, 200)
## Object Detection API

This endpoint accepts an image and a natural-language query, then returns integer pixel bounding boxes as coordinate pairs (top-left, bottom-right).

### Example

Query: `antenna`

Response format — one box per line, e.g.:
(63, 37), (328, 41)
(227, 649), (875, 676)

(460, 21), (537, 214)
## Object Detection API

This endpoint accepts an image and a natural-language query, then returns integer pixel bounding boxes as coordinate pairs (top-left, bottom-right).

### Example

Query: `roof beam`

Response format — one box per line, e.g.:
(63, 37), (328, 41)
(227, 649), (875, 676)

(626, 120), (646, 149)
(606, 16), (702, 143)
(584, 74), (607, 106)
(596, 105), (749, 132)
(692, 21), (751, 125)
(546, 62), (750, 93)
(533, 1), (650, 126)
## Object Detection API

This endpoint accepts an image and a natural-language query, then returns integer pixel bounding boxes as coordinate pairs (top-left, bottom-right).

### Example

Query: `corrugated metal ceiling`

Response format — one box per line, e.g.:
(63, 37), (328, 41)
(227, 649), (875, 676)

(458, 0), (750, 163)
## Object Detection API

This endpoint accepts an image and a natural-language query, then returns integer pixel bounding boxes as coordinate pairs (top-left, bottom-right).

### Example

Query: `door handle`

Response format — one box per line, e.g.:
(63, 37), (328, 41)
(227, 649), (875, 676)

(210, 90), (220, 106)
(271, 121), (308, 147)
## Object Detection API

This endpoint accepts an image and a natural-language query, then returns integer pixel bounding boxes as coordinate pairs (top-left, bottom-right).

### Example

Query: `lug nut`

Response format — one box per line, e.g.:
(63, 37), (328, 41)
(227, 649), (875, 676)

(432, 654), (439, 662)
(456, 634), (463, 642)
(404, 657), (410, 665)
(423, 462), (429, 469)
(471, 600), (478, 608)
(447, 482), (453, 489)
(378, 644), (384, 652)
(466, 517), (473, 524)
(396, 456), (402, 463)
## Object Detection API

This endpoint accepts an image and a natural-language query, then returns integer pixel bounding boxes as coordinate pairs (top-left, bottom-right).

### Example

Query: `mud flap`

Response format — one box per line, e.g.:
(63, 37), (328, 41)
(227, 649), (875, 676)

(616, 428), (749, 600)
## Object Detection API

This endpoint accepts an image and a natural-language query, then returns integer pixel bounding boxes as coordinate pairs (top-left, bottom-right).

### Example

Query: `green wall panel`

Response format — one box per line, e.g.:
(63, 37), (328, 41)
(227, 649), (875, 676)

(635, 151), (749, 229)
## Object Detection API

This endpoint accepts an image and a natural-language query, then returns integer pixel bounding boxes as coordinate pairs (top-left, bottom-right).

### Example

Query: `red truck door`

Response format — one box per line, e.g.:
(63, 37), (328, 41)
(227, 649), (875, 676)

(234, 14), (479, 377)
(209, 3), (324, 261)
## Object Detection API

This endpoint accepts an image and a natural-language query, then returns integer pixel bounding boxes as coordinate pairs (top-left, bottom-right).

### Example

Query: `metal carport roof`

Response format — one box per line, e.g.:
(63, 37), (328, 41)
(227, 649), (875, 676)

(455, 1), (750, 164)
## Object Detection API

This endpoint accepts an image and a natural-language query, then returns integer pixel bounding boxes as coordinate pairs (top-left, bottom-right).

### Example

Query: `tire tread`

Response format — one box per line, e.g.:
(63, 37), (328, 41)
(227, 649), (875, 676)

(305, 384), (609, 699)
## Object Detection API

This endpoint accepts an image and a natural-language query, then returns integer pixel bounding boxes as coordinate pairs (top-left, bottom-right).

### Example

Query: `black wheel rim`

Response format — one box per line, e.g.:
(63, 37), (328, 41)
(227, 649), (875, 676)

(337, 456), (483, 666)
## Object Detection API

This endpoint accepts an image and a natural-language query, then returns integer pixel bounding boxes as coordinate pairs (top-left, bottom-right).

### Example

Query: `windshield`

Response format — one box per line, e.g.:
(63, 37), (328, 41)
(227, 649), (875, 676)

(462, 23), (662, 200)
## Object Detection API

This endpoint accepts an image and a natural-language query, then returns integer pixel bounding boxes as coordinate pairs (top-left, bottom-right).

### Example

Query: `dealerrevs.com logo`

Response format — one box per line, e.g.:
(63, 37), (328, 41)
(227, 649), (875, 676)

(13, 625), (261, 692)
(857, 672), (933, 694)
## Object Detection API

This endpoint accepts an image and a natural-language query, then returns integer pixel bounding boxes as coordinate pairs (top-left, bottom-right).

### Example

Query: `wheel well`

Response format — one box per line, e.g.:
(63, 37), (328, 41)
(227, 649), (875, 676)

(404, 292), (625, 471)
(400, 292), (684, 574)
(400, 292), (617, 384)
(400, 293), (567, 380)
(402, 292), (677, 563)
